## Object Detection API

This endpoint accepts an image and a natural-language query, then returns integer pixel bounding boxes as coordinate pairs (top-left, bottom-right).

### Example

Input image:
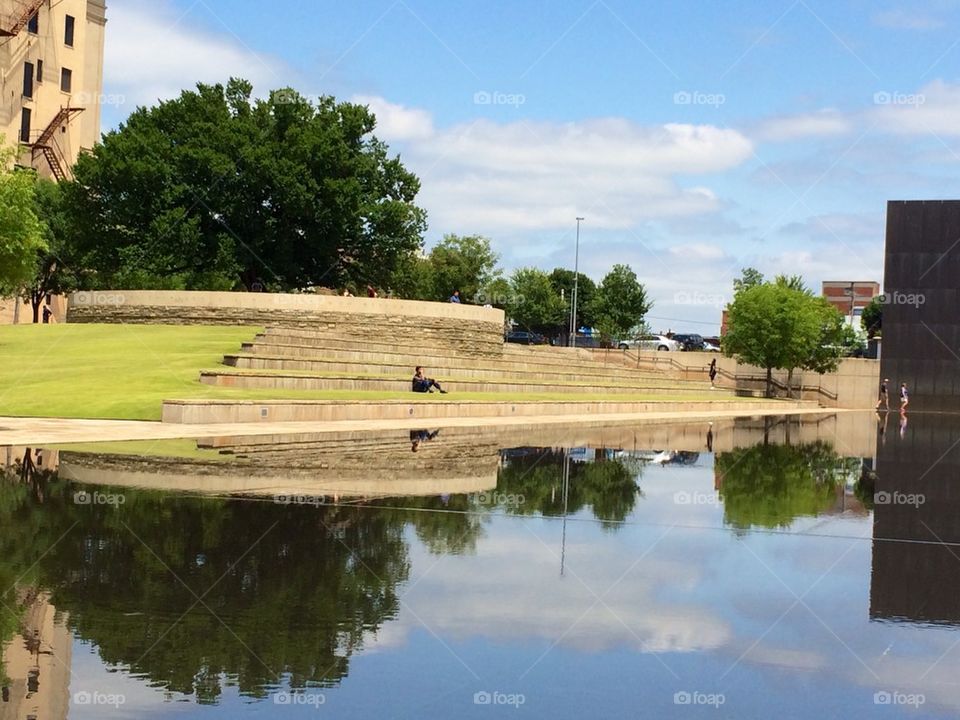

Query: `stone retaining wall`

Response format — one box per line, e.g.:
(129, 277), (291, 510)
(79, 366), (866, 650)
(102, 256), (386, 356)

(66, 290), (506, 355)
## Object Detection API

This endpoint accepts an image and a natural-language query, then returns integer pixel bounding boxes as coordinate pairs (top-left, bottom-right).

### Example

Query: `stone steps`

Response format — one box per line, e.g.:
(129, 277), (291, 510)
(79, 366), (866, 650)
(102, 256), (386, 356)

(223, 351), (706, 387)
(199, 369), (737, 396)
(163, 397), (816, 424)
(245, 335), (681, 378)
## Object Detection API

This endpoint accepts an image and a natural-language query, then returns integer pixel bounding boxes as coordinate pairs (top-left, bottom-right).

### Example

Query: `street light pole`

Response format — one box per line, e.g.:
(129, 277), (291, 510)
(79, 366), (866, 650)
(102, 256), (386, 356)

(570, 217), (584, 347)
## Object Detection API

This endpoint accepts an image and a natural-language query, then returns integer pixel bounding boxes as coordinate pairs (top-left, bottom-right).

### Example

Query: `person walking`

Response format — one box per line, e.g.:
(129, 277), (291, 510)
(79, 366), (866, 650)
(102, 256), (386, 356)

(875, 378), (890, 410)
(708, 359), (718, 389)
(899, 382), (909, 413)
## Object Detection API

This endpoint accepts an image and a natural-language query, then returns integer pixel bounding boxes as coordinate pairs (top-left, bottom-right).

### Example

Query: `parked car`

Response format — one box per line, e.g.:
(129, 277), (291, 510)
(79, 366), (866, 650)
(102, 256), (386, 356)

(505, 330), (547, 345)
(573, 335), (615, 349)
(618, 335), (680, 352)
(703, 341), (721, 352)
(672, 333), (706, 351)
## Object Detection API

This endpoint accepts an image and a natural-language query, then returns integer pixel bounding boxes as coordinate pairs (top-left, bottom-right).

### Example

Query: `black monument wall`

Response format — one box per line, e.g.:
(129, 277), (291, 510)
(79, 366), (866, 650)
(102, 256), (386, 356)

(870, 414), (960, 624)
(882, 200), (960, 411)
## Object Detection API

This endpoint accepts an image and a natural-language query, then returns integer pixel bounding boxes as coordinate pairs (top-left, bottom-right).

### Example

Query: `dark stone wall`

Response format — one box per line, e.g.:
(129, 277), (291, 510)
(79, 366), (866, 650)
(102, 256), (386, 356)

(881, 200), (960, 410)
(870, 415), (960, 624)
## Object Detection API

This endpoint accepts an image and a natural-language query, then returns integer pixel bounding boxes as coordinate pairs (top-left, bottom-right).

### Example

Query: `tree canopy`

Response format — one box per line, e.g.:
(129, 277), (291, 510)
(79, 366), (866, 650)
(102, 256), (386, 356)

(588, 264), (651, 341)
(60, 79), (426, 292)
(508, 267), (566, 332)
(0, 145), (46, 295)
(425, 233), (500, 302)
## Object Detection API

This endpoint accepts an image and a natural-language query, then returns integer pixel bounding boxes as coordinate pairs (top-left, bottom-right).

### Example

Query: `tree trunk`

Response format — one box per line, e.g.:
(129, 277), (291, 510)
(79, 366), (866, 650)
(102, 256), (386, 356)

(786, 368), (794, 399)
(766, 367), (773, 398)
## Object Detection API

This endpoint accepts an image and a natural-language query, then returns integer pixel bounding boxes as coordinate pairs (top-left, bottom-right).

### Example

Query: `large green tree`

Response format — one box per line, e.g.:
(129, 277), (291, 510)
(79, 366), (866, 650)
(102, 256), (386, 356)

(426, 234), (501, 302)
(861, 295), (882, 338)
(549, 268), (597, 330)
(507, 267), (566, 333)
(724, 281), (848, 396)
(61, 79), (426, 291)
(588, 264), (651, 342)
(0, 146), (46, 295)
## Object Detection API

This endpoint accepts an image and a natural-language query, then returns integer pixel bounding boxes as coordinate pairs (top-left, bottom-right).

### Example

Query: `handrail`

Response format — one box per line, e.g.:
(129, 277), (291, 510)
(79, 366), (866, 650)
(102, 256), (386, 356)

(620, 348), (840, 402)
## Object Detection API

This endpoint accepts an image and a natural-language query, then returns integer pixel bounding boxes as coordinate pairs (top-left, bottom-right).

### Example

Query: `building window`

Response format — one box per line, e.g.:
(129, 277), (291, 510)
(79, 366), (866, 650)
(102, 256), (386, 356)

(23, 62), (33, 98)
(27, 13), (38, 34)
(64, 15), (75, 46)
(60, 68), (72, 93)
(36, 59), (43, 83)
(20, 108), (31, 143)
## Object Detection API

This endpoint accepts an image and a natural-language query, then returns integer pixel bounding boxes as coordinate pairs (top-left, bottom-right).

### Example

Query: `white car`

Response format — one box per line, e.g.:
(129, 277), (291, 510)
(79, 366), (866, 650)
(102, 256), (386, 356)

(618, 335), (680, 352)
(703, 341), (721, 352)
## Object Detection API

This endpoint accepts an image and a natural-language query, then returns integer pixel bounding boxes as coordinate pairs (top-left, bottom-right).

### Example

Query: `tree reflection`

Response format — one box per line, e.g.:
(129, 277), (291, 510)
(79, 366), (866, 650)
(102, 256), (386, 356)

(0, 476), (410, 701)
(495, 449), (642, 527)
(716, 441), (856, 529)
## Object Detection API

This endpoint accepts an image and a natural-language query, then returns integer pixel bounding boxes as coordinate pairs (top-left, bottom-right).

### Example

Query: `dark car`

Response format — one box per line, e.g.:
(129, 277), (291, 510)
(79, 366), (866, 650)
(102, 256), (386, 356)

(672, 333), (705, 351)
(505, 330), (547, 345)
(572, 335), (615, 349)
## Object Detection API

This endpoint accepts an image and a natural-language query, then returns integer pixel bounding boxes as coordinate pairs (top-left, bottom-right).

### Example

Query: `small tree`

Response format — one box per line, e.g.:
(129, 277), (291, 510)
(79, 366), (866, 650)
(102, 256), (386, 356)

(507, 267), (565, 334)
(723, 282), (823, 397)
(588, 264), (651, 343)
(428, 234), (501, 302)
(0, 145), (46, 298)
(861, 295), (882, 338)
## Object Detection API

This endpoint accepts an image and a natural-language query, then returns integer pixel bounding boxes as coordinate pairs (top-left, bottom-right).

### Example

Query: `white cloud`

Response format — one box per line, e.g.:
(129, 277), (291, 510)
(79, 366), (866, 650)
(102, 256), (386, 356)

(351, 95), (435, 141)
(872, 9), (945, 30)
(872, 79), (960, 136)
(391, 113), (753, 232)
(754, 110), (852, 142)
(104, 1), (286, 110)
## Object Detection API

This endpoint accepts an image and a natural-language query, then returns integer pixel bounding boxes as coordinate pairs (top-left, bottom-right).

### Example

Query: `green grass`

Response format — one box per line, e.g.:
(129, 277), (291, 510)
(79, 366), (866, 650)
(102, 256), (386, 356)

(0, 324), (772, 421)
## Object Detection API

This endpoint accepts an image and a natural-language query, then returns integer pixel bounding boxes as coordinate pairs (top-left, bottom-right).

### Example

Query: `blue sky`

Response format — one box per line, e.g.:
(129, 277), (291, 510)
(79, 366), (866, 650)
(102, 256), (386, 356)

(103, 0), (960, 332)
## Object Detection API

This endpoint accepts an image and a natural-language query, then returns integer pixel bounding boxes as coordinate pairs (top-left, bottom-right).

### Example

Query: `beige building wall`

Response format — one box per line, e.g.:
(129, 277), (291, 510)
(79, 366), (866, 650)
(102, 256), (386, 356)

(0, 0), (106, 180)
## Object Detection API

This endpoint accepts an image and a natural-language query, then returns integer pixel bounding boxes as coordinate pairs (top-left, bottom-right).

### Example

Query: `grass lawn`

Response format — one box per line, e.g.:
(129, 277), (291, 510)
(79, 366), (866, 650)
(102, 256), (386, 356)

(0, 324), (771, 421)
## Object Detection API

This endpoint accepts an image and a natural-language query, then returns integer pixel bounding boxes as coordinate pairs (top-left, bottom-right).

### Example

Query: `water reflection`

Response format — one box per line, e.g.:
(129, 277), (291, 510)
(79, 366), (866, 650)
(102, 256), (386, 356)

(2, 413), (960, 717)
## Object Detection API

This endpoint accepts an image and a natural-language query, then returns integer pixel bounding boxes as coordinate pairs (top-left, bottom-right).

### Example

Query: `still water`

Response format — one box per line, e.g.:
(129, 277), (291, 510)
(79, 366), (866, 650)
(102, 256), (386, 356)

(0, 412), (956, 718)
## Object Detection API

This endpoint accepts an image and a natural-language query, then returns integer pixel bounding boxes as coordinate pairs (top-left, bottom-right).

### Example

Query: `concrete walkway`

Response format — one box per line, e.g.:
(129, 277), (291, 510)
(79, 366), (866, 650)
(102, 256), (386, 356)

(0, 406), (845, 446)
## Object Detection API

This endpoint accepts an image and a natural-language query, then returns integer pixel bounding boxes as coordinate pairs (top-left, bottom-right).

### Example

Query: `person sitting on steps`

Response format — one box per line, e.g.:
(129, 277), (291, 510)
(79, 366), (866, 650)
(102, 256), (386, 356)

(412, 366), (448, 394)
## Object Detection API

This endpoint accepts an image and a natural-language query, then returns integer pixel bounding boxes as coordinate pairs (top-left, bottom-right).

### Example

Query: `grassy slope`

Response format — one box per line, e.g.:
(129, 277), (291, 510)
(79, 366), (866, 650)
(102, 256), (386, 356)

(0, 324), (764, 421)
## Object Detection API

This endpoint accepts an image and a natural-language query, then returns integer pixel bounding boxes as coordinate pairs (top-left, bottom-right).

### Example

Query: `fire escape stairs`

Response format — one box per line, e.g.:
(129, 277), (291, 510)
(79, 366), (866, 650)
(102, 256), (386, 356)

(0, 1), (44, 37)
(31, 107), (84, 182)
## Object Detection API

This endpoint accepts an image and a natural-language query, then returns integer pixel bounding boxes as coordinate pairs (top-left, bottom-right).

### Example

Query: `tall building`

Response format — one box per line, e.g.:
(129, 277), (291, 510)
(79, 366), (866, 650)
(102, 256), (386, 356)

(0, 0), (106, 181)
(821, 280), (879, 329)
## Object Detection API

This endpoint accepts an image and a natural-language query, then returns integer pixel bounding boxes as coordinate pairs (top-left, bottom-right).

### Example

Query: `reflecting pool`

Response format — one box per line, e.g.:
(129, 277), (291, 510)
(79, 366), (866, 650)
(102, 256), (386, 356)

(0, 412), (957, 718)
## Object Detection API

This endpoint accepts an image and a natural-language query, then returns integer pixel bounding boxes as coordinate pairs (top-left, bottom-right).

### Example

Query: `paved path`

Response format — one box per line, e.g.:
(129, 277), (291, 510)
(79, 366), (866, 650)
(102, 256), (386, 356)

(0, 406), (846, 446)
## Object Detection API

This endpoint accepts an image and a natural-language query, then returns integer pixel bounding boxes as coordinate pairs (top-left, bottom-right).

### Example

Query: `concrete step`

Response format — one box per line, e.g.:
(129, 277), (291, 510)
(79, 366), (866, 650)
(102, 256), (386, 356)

(224, 352), (705, 387)
(163, 397), (817, 424)
(199, 369), (732, 396)
(247, 335), (666, 376)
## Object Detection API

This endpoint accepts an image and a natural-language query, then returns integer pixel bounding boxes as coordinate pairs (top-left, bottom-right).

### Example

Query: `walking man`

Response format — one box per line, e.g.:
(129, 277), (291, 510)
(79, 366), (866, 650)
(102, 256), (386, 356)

(899, 382), (909, 413)
(876, 377), (889, 410)
(708, 359), (718, 389)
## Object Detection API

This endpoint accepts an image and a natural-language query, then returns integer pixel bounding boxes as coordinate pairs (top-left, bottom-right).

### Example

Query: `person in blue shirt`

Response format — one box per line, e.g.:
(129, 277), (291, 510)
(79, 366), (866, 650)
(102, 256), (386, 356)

(449, 290), (460, 303)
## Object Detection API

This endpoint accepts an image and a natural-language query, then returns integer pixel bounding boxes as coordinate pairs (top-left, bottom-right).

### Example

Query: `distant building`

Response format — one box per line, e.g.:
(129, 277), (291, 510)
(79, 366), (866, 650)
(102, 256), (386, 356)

(0, 0), (107, 181)
(821, 281), (879, 329)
